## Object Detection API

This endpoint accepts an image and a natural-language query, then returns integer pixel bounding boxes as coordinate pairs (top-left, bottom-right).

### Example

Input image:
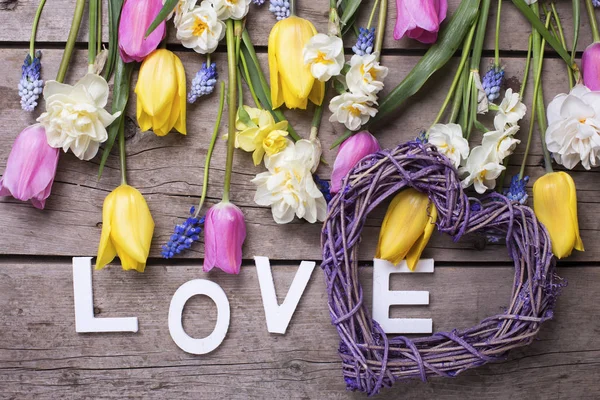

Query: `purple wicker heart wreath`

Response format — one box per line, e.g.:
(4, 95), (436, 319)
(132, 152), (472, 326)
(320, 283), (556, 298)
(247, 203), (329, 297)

(320, 140), (565, 396)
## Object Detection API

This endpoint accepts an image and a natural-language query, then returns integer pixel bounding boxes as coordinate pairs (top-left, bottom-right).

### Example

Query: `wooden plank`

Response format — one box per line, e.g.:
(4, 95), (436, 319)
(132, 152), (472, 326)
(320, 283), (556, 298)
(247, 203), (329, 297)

(0, 261), (598, 398)
(1, 48), (596, 262)
(0, 0), (595, 52)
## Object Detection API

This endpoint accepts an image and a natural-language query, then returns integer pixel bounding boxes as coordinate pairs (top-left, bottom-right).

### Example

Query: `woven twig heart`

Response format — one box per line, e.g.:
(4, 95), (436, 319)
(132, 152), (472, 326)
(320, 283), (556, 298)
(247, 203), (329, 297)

(321, 141), (563, 396)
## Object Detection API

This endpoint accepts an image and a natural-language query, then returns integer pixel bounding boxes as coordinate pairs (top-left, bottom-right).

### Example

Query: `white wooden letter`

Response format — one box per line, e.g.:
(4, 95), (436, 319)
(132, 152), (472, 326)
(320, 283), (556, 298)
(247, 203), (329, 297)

(168, 279), (230, 355)
(255, 256), (316, 334)
(372, 258), (434, 334)
(72, 257), (138, 333)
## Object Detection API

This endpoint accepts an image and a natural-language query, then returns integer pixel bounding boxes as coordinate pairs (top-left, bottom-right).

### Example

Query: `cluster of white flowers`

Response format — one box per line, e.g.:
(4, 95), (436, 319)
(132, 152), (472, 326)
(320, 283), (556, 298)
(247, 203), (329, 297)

(303, 34), (345, 82)
(459, 89), (526, 194)
(252, 139), (327, 224)
(173, 0), (250, 54)
(328, 53), (389, 131)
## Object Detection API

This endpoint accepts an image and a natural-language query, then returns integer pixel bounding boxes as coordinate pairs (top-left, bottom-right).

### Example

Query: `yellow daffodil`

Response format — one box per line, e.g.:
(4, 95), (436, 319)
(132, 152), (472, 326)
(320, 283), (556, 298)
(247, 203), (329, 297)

(136, 49), (186, 136)
(376, 188), (437, 270)
(235, 105), (289, 165)
(533, 172), (584, 259)
(96, 185), (155, 272)
(268, 16), (325, 110)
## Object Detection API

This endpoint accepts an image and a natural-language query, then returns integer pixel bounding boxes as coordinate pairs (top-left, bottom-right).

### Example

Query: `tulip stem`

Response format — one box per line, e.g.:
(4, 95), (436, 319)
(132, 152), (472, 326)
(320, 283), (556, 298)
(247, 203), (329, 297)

(373, 0), (387, 58)
(223, 20), (237, 204)
(89, 0), (98, 66)
(289, 0), (296, 16)
(519, 33), (533, 99)
(494, 0), (501, 66)
(56, 0), (86, 83)
(118, 116), (127, 186)
(310, 103), (324, 141)
(449, 63), (468, 124)
(585, 0), (600, 43)
(367, 0), (380, 30)
(548, 3), (573, 88)
(195, 81), (226, 218)
(29, 0), (47, 58)
(239, 50), (262, 109)
(97, 0), (102, 57)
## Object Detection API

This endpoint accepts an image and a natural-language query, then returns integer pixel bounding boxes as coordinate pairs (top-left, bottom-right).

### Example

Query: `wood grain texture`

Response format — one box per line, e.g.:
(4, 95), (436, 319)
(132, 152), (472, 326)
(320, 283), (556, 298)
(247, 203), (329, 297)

(0, 0), (596, 52)
(0, 261), (599, 399)
(1, 48), (596, 263)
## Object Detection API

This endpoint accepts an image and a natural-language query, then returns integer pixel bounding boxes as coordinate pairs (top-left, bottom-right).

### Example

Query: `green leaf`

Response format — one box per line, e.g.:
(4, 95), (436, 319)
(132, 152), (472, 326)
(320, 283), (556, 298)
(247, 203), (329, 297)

(237, 104), (256, 128)
(145, 0), (177, 38)
(104, 0), (124, 81)
(331, 0), (481, 148)
(98, 59), (134, 179)
(340, 0), (363, 27)
(511, 0), (574, 67)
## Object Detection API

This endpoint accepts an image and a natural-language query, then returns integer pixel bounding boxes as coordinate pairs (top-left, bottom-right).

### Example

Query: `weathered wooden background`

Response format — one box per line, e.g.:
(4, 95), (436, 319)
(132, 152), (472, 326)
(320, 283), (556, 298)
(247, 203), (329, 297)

(1, 0), (599, 398)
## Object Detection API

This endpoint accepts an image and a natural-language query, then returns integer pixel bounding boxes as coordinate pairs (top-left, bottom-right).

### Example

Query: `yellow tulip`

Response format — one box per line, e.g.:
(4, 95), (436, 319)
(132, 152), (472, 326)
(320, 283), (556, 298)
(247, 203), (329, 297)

(96, 185), (155, 272)
(376, 188), (437, 270)
(136, 49), (186, 136)
(533, 172), (584, 259)
(268, 16), (325, 110)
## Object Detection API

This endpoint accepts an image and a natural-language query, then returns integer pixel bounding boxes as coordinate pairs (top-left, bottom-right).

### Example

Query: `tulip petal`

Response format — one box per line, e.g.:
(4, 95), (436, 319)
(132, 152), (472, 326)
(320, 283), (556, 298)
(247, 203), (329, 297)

(308, 79), (325, 106)
(405, 0), (441, 32)
(172, 54), (187, 135)
(268, 22), (284, 109)
(119, 0), (166, 63)
(564, 172), (584, 252)
(405, 203), (437, 271)
(96, 191), (118, 270)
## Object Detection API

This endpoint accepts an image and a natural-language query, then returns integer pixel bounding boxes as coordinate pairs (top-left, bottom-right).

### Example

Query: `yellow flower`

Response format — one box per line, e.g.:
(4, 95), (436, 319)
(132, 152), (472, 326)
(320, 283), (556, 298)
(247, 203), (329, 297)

(96, 185), (155, 272)
(136, 49), (186, 136)
(376, 188), (437, 270)
(268, 16), (325, 110)
(236, 105), (289, 165)
(533, 172), (584, 259)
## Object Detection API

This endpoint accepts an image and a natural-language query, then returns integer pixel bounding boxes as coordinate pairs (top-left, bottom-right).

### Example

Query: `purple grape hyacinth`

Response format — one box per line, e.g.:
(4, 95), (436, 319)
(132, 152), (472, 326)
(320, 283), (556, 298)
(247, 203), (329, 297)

(269, 0), (290, 20)
(162, 206), (205, 259)
(188, 62), (218, 104)
(482, 64), (505, 103)
(352, 27), (375, 56)
(504, 175), (529, 204)
(18, 51), (43, 112)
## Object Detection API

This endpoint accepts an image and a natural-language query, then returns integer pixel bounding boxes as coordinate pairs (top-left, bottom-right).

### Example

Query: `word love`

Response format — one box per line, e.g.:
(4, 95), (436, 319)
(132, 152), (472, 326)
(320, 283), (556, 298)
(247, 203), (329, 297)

(72, 257), (435, 355)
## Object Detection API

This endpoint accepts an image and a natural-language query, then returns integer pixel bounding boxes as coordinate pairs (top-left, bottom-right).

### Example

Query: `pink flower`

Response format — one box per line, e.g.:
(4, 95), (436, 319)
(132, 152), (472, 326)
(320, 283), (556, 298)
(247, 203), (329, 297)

(0, 124), (59, 209)
(119, 0), (166, 63)
(582, 42), (600, 91)
(203, 202), (247, 275)
(393, 0), (448, 44)
(331, 131), (381, 194)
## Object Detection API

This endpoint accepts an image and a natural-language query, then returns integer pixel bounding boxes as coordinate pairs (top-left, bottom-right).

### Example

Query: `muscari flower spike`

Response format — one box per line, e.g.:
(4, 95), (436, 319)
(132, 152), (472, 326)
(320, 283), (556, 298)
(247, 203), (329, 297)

(253, 0), (266, 4)
(313, 174), (332, 203)
(594, 0), (600, 7)
(269, 0), (290, 20)
(188, 62), (218, 104)
(352, 27), (375, 56)
(504, 175), (529, 204)
(18, 51), (43, 112)
(162, 206), (205, 259)
(482, 64), (505, 103)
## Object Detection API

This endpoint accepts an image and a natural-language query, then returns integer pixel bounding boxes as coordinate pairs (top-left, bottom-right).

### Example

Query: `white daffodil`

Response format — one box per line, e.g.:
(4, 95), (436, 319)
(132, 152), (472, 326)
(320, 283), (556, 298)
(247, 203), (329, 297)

(546, 84), (600, 170)
(252, 139), (327, 224)
(427, 123), (470, 168)
(346, 53), (389, 96)
(176, 2), (225, 54)
(208, 0), (250, 20)
(482, 125), (520, 162)
(37, 73), (120, 161)
(303, 34), (345, 82)
(494, 88), (527, 130)
(166, 0), (197, 25)
(329, 92), (378, 131)
(460, 145), (506, 194)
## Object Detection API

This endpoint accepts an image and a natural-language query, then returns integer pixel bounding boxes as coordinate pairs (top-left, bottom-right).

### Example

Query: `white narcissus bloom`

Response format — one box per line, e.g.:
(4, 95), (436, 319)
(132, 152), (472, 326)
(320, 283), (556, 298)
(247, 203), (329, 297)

(329, 92), (378, 131)
(460, 145), (506, 194)
(494, 88), (527, 130)
(208, 0), (250, 20)
(166, 0), (197, 25)
(482, 125), (520, 162)
(176, 2), (225, 54)
(252, 139), (327, 224)
(546, 84), (600, 170)
(427, 123), (469, 168)
(346, 53), (389, 96)
(37, 73), (120, 161)
(303, 34), (344, 82)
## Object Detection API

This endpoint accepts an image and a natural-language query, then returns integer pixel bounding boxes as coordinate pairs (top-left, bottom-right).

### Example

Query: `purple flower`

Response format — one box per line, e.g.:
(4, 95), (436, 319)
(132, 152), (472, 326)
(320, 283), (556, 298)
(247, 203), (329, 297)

(352, 27), (375, 56)
(188, 62), (218, 103)
(331, 131), (381, 194)
(482, 64), (505, 102)
(269, 0), (290, 20)
(203, 202), (247, 275)
(582, 42), (600, 91)
(18, 51), (43, 112)
(162, 206), (205, 258)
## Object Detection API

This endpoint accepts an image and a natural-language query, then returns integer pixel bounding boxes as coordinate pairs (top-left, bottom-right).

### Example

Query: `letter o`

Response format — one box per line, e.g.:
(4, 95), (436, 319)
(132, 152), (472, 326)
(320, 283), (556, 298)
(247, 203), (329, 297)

(168, 279), (230, 355)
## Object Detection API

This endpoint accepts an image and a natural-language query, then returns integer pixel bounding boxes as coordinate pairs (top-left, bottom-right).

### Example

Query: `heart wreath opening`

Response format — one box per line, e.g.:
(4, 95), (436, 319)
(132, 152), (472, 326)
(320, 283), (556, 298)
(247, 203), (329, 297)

(321, 141), (565, 396)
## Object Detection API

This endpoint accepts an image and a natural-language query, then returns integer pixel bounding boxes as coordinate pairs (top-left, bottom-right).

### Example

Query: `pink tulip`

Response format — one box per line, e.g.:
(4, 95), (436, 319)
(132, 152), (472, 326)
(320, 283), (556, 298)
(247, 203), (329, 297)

(119, 0), (166, 63)
(203, 202), (247, 275)
(393, 0), (448, 44)
(331, 131), (381, 194)
(0, 124), (59, 209)
(582, 42), (600, 91)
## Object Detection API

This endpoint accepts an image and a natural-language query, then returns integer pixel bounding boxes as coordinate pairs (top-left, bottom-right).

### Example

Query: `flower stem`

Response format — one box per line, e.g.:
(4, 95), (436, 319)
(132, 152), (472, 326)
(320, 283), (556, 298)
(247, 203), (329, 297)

(549, 3), (573, 88)
(89, 0), (98, 66)
(56, 0), (86, 83)
(495, 0), (502, 66)
(240, 50), (261, 109)
(290, 0), (296, 16)
(520, 33), (533, 99)
(367, 0), (380, 30)
(119, 117), (127, 185)
(585, 0), (600, 43)
(373, 0), (387, 58)
(29, 0), (47, 58)
(572, 0), (581, 80)
(97, 0), (102, 56)
(195, 81), (226, 218)
(223, 20), (237, 204)
(310, 103), (324, 141)
(449, 63), (468, 124)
